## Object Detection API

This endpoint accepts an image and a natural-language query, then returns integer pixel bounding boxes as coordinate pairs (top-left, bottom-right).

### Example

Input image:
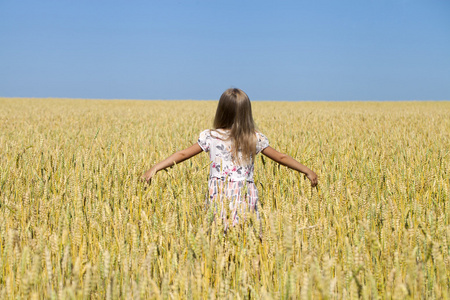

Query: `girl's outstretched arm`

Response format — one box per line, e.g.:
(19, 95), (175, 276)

(261, 146), (318, 187)
(141, 143), (203, 183)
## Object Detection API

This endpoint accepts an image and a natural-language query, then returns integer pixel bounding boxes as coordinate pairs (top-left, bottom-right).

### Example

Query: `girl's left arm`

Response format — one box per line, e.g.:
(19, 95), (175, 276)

(141, 143), (203, 183)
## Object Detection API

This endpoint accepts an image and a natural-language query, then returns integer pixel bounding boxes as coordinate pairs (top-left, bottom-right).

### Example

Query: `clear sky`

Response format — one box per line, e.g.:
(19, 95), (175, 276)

(1, 0), (449, 101)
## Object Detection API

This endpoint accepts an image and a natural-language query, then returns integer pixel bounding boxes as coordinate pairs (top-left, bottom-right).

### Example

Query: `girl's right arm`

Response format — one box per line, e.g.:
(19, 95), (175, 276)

(141, 143), (203, 183)
(261, 146), (318, 187)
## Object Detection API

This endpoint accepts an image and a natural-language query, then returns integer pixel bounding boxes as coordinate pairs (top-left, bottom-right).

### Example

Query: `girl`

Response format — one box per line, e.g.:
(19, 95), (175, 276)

(142, 88), (318, 230)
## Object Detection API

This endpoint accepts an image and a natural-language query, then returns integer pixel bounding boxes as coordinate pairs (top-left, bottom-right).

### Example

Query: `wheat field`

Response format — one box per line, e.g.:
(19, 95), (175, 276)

(0, 98), (449, 299)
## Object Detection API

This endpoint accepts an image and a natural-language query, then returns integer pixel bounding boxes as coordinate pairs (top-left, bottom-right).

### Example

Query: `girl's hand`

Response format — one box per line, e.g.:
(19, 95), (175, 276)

(141, 168), (156, 184)
(306, 171), (318, 187)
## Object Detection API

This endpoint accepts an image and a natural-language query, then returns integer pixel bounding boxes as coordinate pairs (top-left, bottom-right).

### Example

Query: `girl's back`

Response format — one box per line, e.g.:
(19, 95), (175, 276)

(198, 128), (269, 228)
(198, 129), (269, 182)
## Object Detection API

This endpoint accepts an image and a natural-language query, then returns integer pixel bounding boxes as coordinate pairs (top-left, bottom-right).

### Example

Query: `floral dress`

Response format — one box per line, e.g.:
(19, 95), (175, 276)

(197, 129), (269, 228)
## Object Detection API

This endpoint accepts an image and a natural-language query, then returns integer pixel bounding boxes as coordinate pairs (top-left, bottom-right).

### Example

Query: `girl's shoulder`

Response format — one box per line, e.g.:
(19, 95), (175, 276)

(199, 129), (211, 138)
(198, 129), (229, 152)
(255, 131), (269, 141)
(255, 131), (269, 153)
(199, 129), (229, 139)
(198, 129), (212, 152)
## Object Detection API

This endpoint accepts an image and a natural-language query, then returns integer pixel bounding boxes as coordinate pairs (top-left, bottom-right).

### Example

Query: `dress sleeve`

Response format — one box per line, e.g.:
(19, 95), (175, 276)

(198, 130), (211, 152)
(256, 132), (269, 154)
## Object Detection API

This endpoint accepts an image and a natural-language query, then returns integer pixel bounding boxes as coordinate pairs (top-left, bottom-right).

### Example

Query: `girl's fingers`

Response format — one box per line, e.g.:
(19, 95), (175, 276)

(140, 174), (151, 183)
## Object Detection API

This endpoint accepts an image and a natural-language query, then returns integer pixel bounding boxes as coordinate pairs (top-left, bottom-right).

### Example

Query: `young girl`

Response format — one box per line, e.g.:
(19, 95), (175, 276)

(142, 88), (318, 230)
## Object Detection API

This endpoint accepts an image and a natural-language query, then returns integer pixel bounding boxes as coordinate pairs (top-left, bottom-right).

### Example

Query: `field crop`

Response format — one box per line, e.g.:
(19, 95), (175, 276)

(0, 98), (449, 299)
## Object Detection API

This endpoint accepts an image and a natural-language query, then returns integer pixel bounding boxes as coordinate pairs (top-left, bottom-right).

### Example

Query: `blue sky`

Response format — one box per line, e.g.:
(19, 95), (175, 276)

(1, 0), (449, 101)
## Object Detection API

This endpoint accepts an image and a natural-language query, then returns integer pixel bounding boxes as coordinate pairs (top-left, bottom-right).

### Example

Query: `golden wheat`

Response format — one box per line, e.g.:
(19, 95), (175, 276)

(0, 98), (449, 298)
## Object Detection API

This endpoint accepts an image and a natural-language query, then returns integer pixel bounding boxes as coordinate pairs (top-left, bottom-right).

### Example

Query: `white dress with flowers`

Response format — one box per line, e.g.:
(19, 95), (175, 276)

(197, 129), (269, 227)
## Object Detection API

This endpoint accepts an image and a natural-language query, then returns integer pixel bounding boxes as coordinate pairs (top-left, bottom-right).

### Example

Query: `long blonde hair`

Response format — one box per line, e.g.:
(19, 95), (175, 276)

(213, 88), (256, 165)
